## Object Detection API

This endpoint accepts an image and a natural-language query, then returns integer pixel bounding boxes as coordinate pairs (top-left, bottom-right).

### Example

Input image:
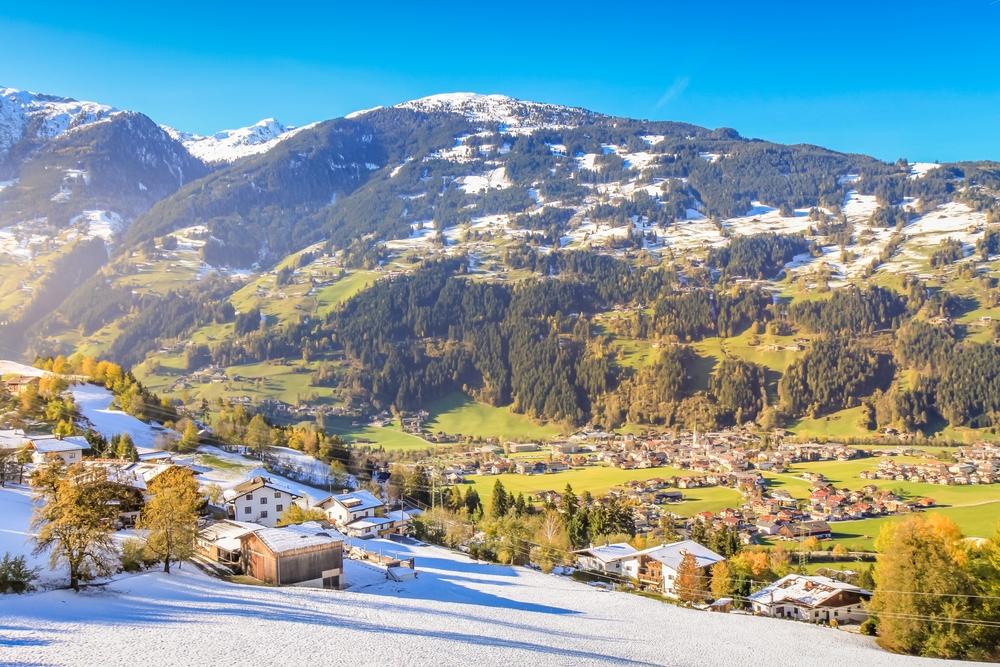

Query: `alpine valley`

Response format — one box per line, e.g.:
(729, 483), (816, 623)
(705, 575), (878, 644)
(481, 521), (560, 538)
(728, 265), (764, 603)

(2, 85), (1000, 447)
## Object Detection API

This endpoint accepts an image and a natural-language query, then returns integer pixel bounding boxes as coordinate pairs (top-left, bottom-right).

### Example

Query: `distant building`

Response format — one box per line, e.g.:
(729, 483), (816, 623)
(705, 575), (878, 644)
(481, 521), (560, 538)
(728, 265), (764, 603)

(27, 436), (86, 465)
(747, 574), (871, 623)
(2, 375), (39, 396)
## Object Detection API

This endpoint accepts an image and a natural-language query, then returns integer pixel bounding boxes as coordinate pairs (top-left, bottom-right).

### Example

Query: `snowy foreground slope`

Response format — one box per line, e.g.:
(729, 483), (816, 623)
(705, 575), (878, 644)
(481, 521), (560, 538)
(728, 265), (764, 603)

(1, 536), (964, 667)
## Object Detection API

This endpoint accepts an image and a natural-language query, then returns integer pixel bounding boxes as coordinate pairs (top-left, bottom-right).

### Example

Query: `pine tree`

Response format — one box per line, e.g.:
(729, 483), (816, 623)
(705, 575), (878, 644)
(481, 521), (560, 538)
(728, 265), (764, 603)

(560, 483), (578, 517)
(31, 464), (119, 590)
(139, 467), (201, 574)
(491, 480), (509, 518)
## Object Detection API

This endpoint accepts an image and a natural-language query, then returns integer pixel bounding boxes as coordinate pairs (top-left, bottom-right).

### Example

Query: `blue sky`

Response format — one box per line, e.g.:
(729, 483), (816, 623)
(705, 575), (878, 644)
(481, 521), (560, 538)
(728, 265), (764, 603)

(2, 0), (998, 162)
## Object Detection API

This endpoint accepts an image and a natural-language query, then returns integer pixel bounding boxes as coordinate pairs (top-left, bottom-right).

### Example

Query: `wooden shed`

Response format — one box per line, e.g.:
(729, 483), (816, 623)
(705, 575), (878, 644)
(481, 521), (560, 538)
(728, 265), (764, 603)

(240, 523), (345, 589)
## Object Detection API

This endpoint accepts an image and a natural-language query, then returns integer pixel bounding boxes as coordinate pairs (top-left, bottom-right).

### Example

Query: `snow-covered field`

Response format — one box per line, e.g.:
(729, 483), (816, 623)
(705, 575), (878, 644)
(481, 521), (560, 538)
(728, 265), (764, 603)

(0, 529), (961, 666)
(71, 384), (176, 449)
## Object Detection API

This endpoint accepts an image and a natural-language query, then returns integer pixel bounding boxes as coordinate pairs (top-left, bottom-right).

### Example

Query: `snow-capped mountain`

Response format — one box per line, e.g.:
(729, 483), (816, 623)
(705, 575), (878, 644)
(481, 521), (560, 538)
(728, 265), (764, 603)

(0, 87), (119, 162)
(164, 118), (307, 164)
(358, 92), (597, 133)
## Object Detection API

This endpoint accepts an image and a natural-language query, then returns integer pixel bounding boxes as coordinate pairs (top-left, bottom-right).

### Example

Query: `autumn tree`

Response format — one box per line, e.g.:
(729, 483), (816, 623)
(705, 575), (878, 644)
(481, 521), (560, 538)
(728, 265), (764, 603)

(178, 420), (201, 452)
(245, 414), (272, 458)
(31, 464), (119, 590)
(710, 560), (733, 600)
(139, 467), (201, 573)
(871, 515), (999, 661)
(277, 504), (328, 526)
(675, 551), (707, 603)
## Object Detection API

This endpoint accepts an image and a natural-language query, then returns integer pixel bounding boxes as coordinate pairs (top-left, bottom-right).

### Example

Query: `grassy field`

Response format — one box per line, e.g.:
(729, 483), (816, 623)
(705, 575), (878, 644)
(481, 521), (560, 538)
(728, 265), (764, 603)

(467, 467), (744, 516)
(325, 416), (434, 452)
(424, 392), (564, 441)
(819, 502), (1000, 551)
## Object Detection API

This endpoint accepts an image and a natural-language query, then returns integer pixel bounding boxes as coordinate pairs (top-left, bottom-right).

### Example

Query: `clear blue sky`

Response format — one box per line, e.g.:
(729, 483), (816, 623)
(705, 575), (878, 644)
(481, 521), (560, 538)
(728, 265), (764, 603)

(2, 0), (998, 162)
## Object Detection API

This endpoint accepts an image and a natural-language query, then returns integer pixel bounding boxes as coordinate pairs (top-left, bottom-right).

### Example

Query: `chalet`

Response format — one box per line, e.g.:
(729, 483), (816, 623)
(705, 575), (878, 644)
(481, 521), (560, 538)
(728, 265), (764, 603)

(622, 540), (725, 599)
(222, 476), (302, 528)
(748, 574), (872, 623)
(239, 522), (345, 588)
(574, 542), (638, 576)
(27, 436), (86, 465)
(197, 520), (262, 569)
(318, 489), (386, 537)
(2, 374), (39, 396)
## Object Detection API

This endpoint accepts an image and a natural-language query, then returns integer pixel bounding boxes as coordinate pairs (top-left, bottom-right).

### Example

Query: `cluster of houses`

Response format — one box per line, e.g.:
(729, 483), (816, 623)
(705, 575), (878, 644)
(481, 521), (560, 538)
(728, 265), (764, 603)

(862, 458), (999, 485)
(573, 540), (872, 624)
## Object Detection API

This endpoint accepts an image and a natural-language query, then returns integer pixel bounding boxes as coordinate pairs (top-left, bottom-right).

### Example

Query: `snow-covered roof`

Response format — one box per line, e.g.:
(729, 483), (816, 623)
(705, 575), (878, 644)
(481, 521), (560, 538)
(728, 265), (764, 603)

(575, 542), (638, 563)
(636, 540), (724, 572)
(346, 516), (395, 530)
(29, 436), (86, 453)
(223, 476), (302, 501)
(250, 522), (345, 554)
(385, 509), (421, 523)
(323, 489), (383, 513)
(747, 574), (872, 609)
(199, 520), (263, 552)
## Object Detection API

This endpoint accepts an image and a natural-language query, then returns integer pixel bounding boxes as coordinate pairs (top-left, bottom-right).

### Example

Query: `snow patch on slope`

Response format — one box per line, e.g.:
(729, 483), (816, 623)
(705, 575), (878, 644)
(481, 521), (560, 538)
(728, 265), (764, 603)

(393, 93), (593, 134)
(0, 87), (118, 157)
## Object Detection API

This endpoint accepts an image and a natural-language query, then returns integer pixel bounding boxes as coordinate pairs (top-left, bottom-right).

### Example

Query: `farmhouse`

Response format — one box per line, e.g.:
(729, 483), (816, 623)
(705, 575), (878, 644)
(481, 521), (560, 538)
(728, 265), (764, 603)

(222, 476), (302, 528)
(574, 542), (638, 575)
(778, 520), (832, 540)
(239, 522), (345, 588)
(318, 489), (386, 537)
(748, 574), (872, 624)
(622, 540), (725, 598)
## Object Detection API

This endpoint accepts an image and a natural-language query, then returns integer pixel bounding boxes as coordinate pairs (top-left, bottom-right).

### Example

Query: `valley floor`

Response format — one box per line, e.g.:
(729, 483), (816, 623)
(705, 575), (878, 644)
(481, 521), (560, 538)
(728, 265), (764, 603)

(0, 532), (975, 666)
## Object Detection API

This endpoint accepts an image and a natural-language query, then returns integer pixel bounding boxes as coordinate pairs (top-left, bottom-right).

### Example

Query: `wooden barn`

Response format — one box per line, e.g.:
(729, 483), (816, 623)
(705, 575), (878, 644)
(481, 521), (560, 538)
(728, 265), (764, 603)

(239, 522), (345, 588)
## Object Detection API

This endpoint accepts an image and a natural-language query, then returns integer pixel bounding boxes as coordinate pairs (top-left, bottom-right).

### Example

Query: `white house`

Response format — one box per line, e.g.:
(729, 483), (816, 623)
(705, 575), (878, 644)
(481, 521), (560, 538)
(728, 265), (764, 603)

(622, 540), (725, 598)
(317, 490), (386, 536)
(747, 574), (872, 624)
(222, 476), (303, 528)
(574, 542), (638, 576)
(27, 436), (86, 465)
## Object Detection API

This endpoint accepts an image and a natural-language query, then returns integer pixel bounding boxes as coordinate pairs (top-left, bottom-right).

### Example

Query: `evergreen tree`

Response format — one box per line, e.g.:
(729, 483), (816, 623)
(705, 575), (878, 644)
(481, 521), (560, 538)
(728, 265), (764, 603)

(491, 480), (510, 518)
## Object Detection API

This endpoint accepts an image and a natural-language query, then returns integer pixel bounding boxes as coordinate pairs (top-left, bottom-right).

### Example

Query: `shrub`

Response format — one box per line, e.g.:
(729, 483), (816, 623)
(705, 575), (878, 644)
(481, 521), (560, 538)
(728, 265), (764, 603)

(120, 539), (157, 573)
(0, 552), (39, 594)
(860, 617), (878, 636)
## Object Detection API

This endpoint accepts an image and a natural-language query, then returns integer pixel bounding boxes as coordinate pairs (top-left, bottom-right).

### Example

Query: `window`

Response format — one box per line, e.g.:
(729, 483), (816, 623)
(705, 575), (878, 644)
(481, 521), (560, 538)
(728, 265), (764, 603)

(244, 506), (251, 514)
(274, 491), (281, 498)
(276, 504), (283, 512)
(244, 493), (252, 501)
(260, 497), (268, 505)
(260, 511), (268, 519)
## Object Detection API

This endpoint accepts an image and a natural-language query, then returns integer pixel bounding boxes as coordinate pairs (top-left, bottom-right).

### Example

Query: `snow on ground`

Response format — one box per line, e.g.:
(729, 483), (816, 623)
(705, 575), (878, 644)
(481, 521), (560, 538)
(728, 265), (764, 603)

(456, 166), (510, 193)
(723, 202), (814, 236)
(0, 360), (48, 377)
(70, 210), (124, 242)
(842, 191), (879, 221)
(0, 486), (56, 583)
(71, 384), (176, 449)
(0, 534), (964, 666)
(909, 162), (941, 179)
